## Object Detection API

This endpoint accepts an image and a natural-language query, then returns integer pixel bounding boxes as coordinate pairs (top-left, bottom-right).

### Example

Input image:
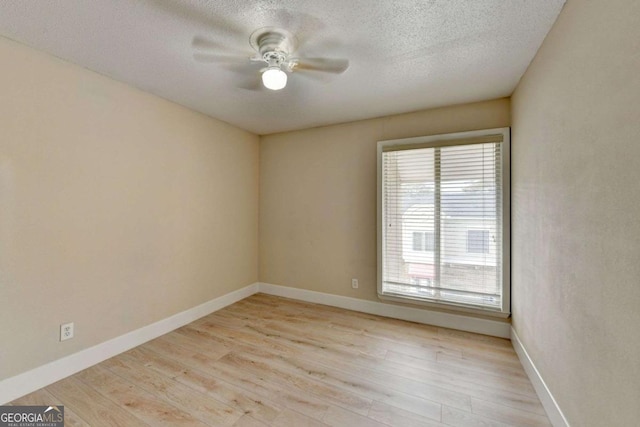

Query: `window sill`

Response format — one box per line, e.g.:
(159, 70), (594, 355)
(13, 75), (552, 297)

(378, 292), (511, 319)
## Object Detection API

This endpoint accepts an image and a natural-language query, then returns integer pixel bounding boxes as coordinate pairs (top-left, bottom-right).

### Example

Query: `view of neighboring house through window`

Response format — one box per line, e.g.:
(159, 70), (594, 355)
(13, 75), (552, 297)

(412, 231), (435, 251)
(467, 229), (490, 254)
(377, 128), (510, 314)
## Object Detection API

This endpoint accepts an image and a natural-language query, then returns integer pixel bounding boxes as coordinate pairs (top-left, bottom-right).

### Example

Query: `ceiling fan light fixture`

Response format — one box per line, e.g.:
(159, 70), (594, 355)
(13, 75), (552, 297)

(262, 66), (287, 90)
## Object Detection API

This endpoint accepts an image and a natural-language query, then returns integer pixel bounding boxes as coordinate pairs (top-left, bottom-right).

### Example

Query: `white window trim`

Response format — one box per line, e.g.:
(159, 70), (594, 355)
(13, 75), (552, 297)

(376, 127), (511, 318)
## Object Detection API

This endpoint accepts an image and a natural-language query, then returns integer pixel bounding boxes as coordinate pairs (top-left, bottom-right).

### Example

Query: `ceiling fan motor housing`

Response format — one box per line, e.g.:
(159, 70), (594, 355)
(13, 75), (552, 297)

(250, 27), (297, 67)
(263, 50), (287, 67)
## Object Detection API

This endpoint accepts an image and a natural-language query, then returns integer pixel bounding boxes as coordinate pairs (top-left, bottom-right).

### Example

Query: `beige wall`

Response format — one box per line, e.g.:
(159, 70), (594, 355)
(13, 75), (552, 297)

(260, 99), (510, 306)
(511, 0), (640, 425)
(0, 37), (259, 380)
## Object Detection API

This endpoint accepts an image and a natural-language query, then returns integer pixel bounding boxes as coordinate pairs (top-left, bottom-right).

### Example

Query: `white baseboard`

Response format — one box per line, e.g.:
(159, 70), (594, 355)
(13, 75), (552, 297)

(258, 282), (511, 338)
(511, 327), (570, 427)
(0, 283), (259, 405)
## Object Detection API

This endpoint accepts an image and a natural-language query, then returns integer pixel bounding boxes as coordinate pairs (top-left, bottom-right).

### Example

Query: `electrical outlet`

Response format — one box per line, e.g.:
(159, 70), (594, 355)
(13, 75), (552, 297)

(351, 278), (359, 289)
(60, 322), (74, 341)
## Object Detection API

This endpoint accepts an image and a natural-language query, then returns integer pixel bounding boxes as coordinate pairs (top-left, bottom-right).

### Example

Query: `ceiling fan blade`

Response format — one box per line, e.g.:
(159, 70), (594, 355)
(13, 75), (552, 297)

(295, 71), (333, 83)
(237, 76), (265, 92)
(191, 36), (228, 51)
(293, 58), (349, 74)
(193, 52), (250, 64)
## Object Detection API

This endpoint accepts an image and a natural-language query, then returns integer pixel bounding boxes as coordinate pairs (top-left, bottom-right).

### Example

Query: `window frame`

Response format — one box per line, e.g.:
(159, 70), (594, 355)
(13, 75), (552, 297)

(376, 127), (511, 317)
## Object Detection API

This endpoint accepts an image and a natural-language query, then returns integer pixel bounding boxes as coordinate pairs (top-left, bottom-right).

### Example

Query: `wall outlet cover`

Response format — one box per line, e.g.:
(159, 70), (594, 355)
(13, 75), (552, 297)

(60, 322), (74, 341)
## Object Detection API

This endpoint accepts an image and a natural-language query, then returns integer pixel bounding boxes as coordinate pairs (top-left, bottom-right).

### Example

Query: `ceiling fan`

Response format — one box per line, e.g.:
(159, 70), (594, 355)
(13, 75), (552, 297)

(193, 27), (349, 91)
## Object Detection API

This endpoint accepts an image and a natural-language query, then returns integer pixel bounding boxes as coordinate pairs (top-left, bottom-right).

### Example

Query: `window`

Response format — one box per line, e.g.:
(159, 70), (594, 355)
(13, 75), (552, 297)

(377, 128), (510, 314)
(467, 230), (490, 254)
(412, 231), (435, 251)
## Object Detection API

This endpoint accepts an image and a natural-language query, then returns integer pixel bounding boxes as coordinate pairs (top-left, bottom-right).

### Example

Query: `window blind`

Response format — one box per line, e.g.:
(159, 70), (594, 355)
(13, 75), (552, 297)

(380, 133), (507, 311)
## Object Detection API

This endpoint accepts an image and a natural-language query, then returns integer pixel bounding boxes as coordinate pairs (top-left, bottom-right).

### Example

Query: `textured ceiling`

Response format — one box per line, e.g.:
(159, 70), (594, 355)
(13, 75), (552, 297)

(0, 0), (565, 134)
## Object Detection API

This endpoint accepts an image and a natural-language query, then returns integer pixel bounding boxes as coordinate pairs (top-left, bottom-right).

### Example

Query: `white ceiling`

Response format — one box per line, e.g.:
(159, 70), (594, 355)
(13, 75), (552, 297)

(0, 0), (565, 135)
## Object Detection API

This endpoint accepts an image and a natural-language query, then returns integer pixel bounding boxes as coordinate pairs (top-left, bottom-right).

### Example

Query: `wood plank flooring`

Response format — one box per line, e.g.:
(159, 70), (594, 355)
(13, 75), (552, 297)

(11, 294), (550, 426)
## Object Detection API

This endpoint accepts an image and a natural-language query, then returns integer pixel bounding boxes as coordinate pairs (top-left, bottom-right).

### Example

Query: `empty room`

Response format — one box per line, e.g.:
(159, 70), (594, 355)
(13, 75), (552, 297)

(0, 0), (638, 426)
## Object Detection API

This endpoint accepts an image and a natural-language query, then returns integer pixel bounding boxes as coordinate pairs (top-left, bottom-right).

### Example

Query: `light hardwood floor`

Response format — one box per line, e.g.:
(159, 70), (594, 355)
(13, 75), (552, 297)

(12, 294), (550, 426)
